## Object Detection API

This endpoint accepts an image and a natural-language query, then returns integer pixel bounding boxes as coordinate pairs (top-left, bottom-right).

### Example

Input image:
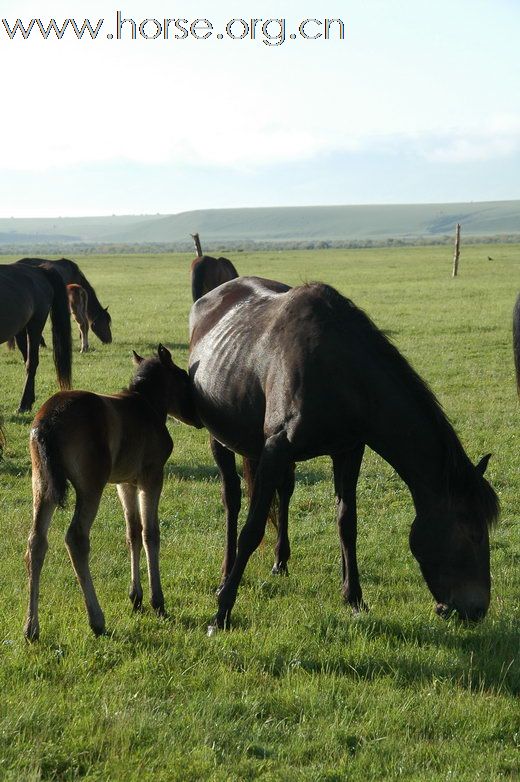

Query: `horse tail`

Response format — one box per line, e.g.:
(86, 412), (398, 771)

(242, 456), (279, 530)
(41, 266), (73, 390)
(514, 293), (520, 395)
(30, 417), (68, 507)
(191, 257), (206, 302)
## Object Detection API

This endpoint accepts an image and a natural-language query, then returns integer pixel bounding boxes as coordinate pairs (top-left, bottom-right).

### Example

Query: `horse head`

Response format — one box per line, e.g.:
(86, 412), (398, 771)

(91, 306), (112, 344)
(409, 454), (498, 622)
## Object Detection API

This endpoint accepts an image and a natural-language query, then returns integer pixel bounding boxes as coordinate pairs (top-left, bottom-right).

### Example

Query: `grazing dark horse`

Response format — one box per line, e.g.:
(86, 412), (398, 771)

(188, 277), (499, 633)
(514, 293), (520, 394)
(67, 284), (90, 353)
(0, 263), (72, 412)
(24, 345), (201, 640)
(191, 255), (239, 302)
(16, 258), (112, 345)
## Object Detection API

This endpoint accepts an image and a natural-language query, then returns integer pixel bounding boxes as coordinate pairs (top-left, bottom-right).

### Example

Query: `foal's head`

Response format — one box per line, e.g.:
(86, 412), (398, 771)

(132, 345), (202, 427)
(91, 307), (112, 343)
(409, 455), (499, 622)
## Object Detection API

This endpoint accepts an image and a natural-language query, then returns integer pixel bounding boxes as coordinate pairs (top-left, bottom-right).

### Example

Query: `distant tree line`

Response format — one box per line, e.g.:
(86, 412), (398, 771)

(1, 234), (519, 256)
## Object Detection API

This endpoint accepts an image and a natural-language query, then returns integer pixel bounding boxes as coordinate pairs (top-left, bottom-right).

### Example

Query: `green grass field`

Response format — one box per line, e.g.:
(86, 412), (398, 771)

(0, 246), (518, 781)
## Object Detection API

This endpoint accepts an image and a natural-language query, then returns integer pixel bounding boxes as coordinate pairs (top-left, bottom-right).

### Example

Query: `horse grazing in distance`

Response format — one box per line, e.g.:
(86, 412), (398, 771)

(188, 277), (499, 633)
(0, 263), (72, 412)
(67, 284), (90, 353)
(16, 257), (112, 346)
(191, 255), (239, 302)
(514, 293), (520, 394)
(24, 345), (202, 641)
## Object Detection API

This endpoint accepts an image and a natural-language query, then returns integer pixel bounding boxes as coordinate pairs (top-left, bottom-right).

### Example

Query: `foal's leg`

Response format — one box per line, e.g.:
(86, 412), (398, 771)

(272, 463), (295, 576)
(117, 483), (143, 610)
(79, 317), (89, 353)
(138, 470), (166, 616)
(65, 488), (106, 635)
(211, 430), (293, 632)
(332, 444), (367, 613)
(210, 437), (241, 591)
(24, 494), (56, 641)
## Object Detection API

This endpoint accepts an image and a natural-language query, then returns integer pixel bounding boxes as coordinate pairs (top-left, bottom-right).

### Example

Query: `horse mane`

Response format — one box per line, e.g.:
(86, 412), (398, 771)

(513, 293), (520, 395)
(305, 283), (499, 530)
(59, 258), (109, 321)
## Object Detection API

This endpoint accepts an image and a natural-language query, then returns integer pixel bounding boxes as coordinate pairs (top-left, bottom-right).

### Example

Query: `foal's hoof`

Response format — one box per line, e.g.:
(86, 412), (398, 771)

(207, 623), (219, 637)
(129, 590), (143, 612)
(91, 624), (107, 637)
(271, 562), (289, 576)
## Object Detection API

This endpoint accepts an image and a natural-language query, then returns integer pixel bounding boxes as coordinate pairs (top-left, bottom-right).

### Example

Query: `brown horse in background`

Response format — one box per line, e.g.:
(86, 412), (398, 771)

(67, 284), (90, 353)
(189, 277), (499, 633)
(24, 345), (202, 640)
(0, 263), (72, 412)
(191, 255), (239, 302)
(17, 258), (112, 345)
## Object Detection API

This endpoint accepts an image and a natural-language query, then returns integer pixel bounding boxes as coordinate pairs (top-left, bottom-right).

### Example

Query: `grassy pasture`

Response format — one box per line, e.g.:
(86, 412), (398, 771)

(0, 246), (518, 781)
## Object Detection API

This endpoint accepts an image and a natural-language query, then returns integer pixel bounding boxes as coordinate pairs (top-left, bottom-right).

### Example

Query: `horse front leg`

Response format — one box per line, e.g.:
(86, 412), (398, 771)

(18, 321), (42, 413)
(138, 470), (165, 616)
(272, 463), (295, 576)
(210, 430), (293, 634)
(332, 444), (367, 613)
(117, 483), (143, 610)
(210, 437), (241, 592)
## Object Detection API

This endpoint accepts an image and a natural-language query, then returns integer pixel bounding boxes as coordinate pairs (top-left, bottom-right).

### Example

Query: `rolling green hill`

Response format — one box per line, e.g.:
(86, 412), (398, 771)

(1, 200), (519, 247)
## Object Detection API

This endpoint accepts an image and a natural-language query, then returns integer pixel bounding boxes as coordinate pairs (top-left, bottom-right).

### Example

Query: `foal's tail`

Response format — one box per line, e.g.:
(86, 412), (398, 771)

(242, 457), (279, 530)
(30, 417), (68, 508)
(41, 266), (73, 390)
(514, 294), (520, 396)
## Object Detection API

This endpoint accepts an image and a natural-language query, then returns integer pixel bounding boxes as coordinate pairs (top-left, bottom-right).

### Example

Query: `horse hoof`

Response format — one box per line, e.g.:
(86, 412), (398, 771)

(271, 562), (289, 576)
(129, 591), (143, 611)
(207, 623), (219, 637)
(91, 625), (106, 637)
(24, 623), (39, 642)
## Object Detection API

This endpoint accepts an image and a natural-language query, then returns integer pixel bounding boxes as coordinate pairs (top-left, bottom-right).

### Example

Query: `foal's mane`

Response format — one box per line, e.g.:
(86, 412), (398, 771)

(307, 283), (499, 529)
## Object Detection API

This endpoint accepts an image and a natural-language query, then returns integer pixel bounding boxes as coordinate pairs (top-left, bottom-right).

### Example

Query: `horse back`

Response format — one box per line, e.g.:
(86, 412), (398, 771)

(32, 391), (172, 488)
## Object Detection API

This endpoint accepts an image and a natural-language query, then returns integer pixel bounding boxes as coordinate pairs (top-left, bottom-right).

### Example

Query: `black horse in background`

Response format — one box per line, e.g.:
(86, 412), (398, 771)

(191, 255), (238, 302)
(0, 263), (72, 412)
(514, 293), (520, 394)
(188, 277), (499, 633)
(16, 258), (112, 345)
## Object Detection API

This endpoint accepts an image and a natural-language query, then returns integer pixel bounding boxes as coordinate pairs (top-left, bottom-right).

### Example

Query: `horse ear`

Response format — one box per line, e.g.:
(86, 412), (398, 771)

(104, 306), (109, 312)
(475, 453), (492, 475)
(132, 350), (144, 365)
(158, 344), (174, 366)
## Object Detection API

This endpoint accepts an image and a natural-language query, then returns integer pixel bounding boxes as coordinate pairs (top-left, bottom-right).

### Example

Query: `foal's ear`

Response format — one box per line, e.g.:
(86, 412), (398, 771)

(475, 453), (492, 476)
(132, 350), (144, 365)
(157, 343), (174, 367)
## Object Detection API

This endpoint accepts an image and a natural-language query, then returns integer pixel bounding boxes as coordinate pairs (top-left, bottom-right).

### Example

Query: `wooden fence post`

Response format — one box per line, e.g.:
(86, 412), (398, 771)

(191, 233), (203, 257)
(452, 223), (461, 277)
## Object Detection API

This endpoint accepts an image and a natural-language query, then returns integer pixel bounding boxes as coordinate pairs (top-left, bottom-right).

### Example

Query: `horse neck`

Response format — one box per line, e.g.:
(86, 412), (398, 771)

(129, 375), (169, 423)
(75, 271), (104, 321)
(364, 392), (471, 513)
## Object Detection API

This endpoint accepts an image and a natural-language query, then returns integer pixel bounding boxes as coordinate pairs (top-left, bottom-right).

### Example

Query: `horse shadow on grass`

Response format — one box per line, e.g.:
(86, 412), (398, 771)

(166, 461), (329, 486)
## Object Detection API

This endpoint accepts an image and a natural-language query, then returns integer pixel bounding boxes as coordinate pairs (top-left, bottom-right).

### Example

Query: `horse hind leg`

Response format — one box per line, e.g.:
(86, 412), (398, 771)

(18, 320), (43, 413)
(64, 488), (106, 635)
(117, 483), (143, 610)
(24, 492), (56, 641)
(272, 463), (295, 576)
(333, 444), (368, 614)
(211, 430), (293, 633)
(211, 437), (241, 593)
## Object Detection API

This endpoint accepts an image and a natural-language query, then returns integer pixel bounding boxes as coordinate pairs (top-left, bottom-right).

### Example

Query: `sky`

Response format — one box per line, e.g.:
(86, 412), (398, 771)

(1, 0), (519, 217)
